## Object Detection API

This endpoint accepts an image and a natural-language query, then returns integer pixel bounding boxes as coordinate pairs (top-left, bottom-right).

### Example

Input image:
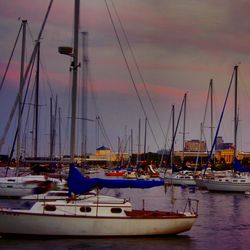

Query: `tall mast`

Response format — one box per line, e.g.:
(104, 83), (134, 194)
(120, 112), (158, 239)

(58, 107), (62, 159)
(130, 128), (133, 156)
(137, 118), (141, 164)
(16, 20), (27, 166)
(182, 93), (187, 162)
(210, 79), (214, 149)
(171, 105), (175, 167)
(144, 117), (147, 155)
(34, 41), (40, 157)
(70, 0), (80, 163)
(0, 1), (53, 153)
(50, 97), (53, 159)
(81, 31), (88, 160)
(234, 65), (238, 158)
(124, 125), (127, 154)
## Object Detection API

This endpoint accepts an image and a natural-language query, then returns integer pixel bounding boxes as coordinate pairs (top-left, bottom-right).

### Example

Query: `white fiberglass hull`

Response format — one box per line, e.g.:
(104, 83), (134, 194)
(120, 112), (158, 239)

(0, 182), (36, 197)
(205, 180), (250, 192)
(0, 211), (196, 236)
(0, 175), (65, 197)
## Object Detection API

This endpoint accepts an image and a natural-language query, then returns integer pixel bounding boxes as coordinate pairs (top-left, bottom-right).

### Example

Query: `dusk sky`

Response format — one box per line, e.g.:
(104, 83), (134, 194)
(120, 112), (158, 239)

(1, 0), (250, 157)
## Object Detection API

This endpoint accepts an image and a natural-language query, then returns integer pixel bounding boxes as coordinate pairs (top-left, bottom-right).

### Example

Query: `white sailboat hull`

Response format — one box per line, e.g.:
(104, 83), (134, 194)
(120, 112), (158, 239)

(205, 179), (250, 192)
(0, 175), (65, 197)
(0, 182), (36, 197)
(0, 211), (196, 236)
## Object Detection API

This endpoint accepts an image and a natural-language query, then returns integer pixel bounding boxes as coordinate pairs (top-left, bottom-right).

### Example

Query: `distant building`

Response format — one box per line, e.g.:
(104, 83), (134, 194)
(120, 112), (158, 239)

(214, 149), (250, 164)
(88, 145), (129, 163)
(214, 148), (234, 163)
(215, 136), (234, 151)
(216, 142), (234, 151)
(95, 146), (112, 156)
(184, 139), (206, 152)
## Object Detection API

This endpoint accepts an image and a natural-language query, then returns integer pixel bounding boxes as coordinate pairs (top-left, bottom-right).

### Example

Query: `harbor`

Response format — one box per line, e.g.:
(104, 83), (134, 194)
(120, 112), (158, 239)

(1, 0), (250, 249)
(0, 167), (249, 249)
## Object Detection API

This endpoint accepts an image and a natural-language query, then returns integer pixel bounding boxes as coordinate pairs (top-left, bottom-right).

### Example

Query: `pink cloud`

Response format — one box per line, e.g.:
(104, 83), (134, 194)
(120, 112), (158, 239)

(0, 62), (20, 88)
(91, 79), (132, 95)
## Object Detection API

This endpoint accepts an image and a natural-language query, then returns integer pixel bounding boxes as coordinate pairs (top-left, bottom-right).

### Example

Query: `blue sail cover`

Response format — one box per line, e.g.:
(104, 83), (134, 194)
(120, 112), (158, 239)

(68, 164), (164, 195)
(233, 158), (250, 172)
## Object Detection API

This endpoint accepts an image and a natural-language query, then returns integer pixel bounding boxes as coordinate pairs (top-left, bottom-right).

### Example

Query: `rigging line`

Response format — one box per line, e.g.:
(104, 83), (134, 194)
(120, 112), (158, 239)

(0, 0), (54, 153)
(0, 22), (23, 92)
(89, 73), (115, 151)
(100, 117), (113, 152)
(62, 73), (72, 157)
(6, 53), (36, 175)
(110, 0), (166, 139)
(22, 75), (36, 148)
(164, 94), (186, 176)
(159, 107), (173, 167)
(96, 116), (114, 152)
(203, 68), (235, 176)
(27, 23), (35, 43)
(27, 23), (56, 102)
(86, 42), (114, 152)
(104, 0), (160, 150)
(38, 50), (55, 100)
(239, 70), (250, 107)
(202, 85), (210, 131)
(196, 85), (212, 154)
(200, 82), (211, 153)
(0, 45), (37, 152)
(194, 84), (211, 169)
(89, 71), (102, 121)
(118, 133), (129, 156)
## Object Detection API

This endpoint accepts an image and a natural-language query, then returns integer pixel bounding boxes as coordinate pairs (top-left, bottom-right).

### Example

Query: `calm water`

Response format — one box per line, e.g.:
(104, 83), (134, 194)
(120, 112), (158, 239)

(0, 170), (249, 250)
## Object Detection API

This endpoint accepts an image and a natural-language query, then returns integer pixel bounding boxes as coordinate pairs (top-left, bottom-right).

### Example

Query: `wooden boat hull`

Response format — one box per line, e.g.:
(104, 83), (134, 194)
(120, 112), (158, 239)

(0, 210), (196, 236)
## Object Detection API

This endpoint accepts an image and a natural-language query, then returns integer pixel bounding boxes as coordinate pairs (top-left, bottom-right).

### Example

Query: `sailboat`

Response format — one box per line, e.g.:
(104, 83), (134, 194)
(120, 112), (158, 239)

(203, 66), (250, 193)
(194, 79), (216, 189)
(0, 165), (198, 237)
(164, 93), (196, 186)
(0, 2), (66, 198)
(205, 158), (250, 192)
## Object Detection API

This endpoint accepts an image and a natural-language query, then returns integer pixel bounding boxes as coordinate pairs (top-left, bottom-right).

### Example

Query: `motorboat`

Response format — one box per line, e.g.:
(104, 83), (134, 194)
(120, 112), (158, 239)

(164, 171), (196, 186)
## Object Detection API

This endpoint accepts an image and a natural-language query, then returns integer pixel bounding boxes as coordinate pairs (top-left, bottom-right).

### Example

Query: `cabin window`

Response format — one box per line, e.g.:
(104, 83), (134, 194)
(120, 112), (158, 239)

(111, 207), (122, 213)
(7, 179), (15, 182)
(240, 180), (246, 183)
(44, 205), (56, 211)
(233, 180), (237, 183)
(80, 206), (92, 213)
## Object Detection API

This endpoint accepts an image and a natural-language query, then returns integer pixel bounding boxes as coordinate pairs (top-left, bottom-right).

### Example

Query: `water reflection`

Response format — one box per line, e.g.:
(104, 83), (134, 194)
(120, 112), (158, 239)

(0, 235), (195, 250)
